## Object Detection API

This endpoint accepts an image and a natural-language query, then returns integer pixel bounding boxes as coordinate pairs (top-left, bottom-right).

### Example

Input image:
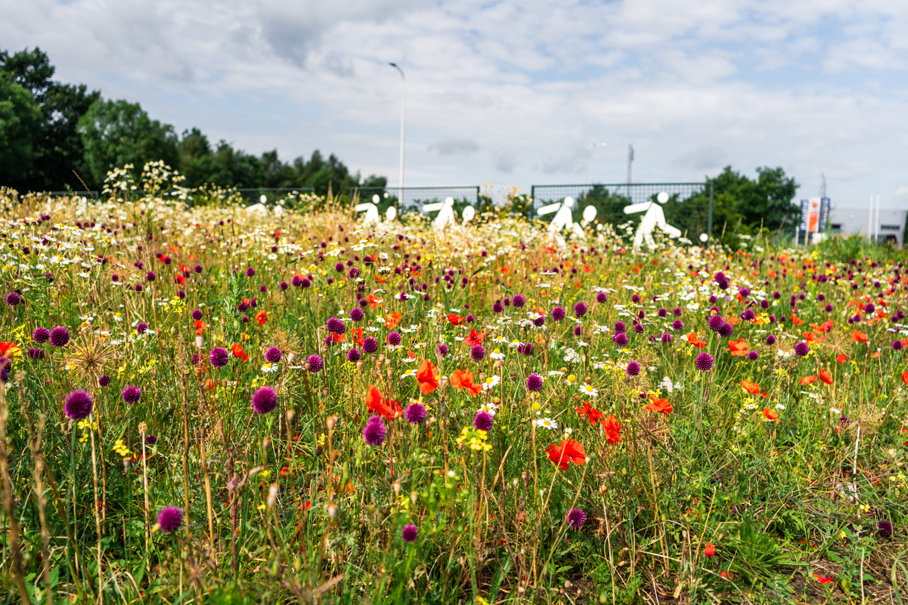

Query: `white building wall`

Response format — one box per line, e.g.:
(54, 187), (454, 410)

(827, 207), (907, 245)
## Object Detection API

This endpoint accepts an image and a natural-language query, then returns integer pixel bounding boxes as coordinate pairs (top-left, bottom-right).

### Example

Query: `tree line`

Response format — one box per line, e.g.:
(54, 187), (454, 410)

(0, 47), (386, 195)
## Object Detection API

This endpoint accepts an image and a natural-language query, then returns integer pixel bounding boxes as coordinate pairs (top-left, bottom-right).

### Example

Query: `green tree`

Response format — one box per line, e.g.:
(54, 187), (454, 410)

(77, 99), (180, 186)
(0, 47), (101, 191)
(0, 72), (43, 190)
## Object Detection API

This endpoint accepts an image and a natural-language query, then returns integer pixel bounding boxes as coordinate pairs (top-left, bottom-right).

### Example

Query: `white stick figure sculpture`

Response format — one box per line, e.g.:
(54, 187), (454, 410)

(537, 197), (586, 244)
(355, 194), (383, 226)
(423, 197), (457, 230)
(461, 205), (476, 223)
(623, 191), (682, 248)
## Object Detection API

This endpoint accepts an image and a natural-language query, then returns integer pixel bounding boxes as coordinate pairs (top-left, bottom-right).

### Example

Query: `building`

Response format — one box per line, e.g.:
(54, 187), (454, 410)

(826, 207), (907, 245)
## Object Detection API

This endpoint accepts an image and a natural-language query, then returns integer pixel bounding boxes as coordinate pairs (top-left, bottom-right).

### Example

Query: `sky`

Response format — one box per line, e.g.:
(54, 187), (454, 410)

(2, 0), (907, 208)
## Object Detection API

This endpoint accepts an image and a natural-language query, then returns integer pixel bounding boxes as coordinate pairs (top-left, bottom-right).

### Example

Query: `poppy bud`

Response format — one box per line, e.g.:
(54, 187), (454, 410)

(326, 415), (337, 431)
(314, 445), (324, 458)
(393, 481), (401, 495)
(330, 450), (341, 464)
(286, 410), (295, 423)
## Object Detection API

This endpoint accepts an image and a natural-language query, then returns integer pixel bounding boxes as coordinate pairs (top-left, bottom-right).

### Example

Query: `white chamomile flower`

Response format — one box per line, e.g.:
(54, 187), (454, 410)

(401, 369), (416, 379)
(490, 348), (505, 360)
(536, 418), (558, 430)
(579, 384), (598, 397)
(482, 375), (500, 391)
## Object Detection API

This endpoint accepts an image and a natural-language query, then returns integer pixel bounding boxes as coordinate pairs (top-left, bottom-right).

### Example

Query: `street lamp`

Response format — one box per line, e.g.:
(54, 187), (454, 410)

(584, 142), (607, 184)
(389, 62), (406, 208)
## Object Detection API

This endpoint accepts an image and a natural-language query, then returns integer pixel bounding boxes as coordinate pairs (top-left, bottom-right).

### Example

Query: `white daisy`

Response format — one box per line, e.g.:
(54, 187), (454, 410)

(536, 418), (558, 430)
(579, 384), (598, 397)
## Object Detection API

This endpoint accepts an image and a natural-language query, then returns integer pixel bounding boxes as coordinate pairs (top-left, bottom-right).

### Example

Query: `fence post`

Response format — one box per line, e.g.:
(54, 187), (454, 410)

(707, 182), (714, 239)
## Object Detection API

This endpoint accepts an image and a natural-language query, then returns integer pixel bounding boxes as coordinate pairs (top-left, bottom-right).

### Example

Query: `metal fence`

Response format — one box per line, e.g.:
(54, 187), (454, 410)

(351, 186), (481, 211)
(531, 182), (715, 239)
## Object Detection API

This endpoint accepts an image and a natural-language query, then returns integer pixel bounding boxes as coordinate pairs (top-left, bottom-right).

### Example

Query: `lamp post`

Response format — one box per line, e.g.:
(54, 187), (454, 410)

(584, 142), (607, 185)
(389, 63), (406, 208)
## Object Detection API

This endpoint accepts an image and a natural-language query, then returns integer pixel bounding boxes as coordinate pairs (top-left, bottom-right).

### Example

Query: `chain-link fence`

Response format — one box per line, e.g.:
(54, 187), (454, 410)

(352, 186), (481, 212)
(530, 182), (715, 239)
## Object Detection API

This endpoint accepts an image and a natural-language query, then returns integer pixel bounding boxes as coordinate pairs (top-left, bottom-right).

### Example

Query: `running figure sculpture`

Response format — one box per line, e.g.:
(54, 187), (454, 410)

(623, 191), (681, 248)
(537, 197), (586, 244)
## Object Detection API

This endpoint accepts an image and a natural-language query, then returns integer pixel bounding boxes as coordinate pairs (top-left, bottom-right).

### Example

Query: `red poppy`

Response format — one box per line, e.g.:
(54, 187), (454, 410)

(366, 294), (383, 308)
(0, 342), (21, 357)
(727, 339), (749, 357)
(175, 274), (185, 285)
(762, 408), (779, 421)
(416, 359), (439, 394)
(686, 332), (706, 348)
(799, 375), (817, 386)
(704, 542), (716, 557)
(835, 354), (848, 364)
(812, 574), (833, 585)
(193, 320), (207, 336)
(646, 396), (673, 415)
(464, 328), (486, 347)
(740, 380), (761, 395)
(903, 371), (908, 387)
(602, 415), (622, 444)
(576, 401), (604, 424)
(852, 331), (868, 344)
(450, 369), (481, 396)
(819, 369), (833, 385)
(384, 311), (402, 329)
(351, 327), (364, 347)
(231, 343), (248, 362)
(790, 315), (805, 326)
(255, 311), (267, 325)
(365, 385), (401, 420)
(446, 314), (466, 326)
(544, 439), (586, 470)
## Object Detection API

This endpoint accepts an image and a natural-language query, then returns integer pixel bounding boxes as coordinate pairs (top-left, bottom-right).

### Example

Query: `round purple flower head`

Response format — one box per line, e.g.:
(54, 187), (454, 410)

(596, 292), (608, 304)
(157, 507), (183, 533)
(146, 271), (156, 282)
(363, 337), (379, 354)
(192, 309), (203, 321)
(567, 508), (587, 529)
(718, 322), (734, 338)
(122, 386), (141, 404)
(878, 520), (893, 538)
(401, 524), (418, 543)
(573, 325), (583, 337)
(765, 334), (776, 345)
(512, 294), (526, 308)
(326, 317), (346, 335)
(626, 360), (641, 377)
(350, 307), (364, 322)
(99, 375), (111, 387)
(404, 403), (426, 424)
(614, 321), (626, 334)
(209, 347), (229, 368)
(136, 322), (148, 335)
(28, 347), (45, 360)
(50, 326), (70, 348)
(708, 314), (725, 332)
(387, 332), (402, 346)
(306, 354), (324, 372)
(613, 332), (629, 347)
(33, 327), (50, 344)
(573, 302), (587, 318)
(265, 347), (282, 363)
(436, 343), (449, 357)
(64, 390), (93, 420)
(747, 351), (759, 361)
(893, 340), (904, 351)
(661, 332), (673, 344)
(471, 344), (486, 362)
(346, 348), (361, 362)
(474, 411), (494, 432)
(251, 386), (278, 414)
(363, 415), (387, 446)
(527, 374), (543, 392)
(6, 292), (21, 306)
(492, 301), (504, 313)
(245, 267), (255, 278)
(695, 352), (715, 372)
(671, 320), (684, 332)
(551, 306), (566, 321)
(794, 341), (810, 357)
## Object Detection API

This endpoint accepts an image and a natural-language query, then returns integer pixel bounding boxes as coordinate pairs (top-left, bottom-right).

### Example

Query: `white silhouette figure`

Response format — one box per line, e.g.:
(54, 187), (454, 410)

(385, 205), (397, 222)
(423, 197), (457, 230)
(461, 205), (476, 223)
(538, 197), (586, 244)
(623, 191), (682, 248)
(581, 205), (597, 228)
(355, 194), (383, 226)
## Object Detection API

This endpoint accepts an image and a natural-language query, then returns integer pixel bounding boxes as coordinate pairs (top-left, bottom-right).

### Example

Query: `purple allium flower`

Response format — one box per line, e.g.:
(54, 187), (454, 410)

(121, 386), (141, 404)
(326, 317), (346, 335)
(136, 322), (148, 334)
(825, 304), (834, 313)
(893, 340), (904, 351)
(350, 307), (365, 322)
(695, 352), (715, 372)
(747, 351), (759, 361)
(573, 302), (587, 318)
(741, 309), (755, 322)
(878, 520), (893, 538)
(194, 264), (203, 273)
(363, 415), (387, 446)
(708, 315), (725, 332)
(614, 321), (626, 334)
(209, 347), (229, 368)
(190, 354), (201, 366)
(245, 267), (255, 278)
(405, 403), (426, 424)
(865, 303), (875, 314)
(466, 314), (475, 323)
(33, 327), (50, 344)
(401, 524), (418, 543)
(192, 309), (203, 321)
(64, 390), (93, 420)
(573, 325), (583, 337)
(145, 435), (157, 445)
(387, 332), (402, 347)
(673, 307), (683, 316)
(334, 262), (344, 273)
(265, 347), (282, 363)
(49, 326), (70, 347)
(146, 271), (156, 282)
(718, 323), (734, 338)
(596, 292), (608, 304)
(306, 354), (324, 372)
(99, 375), (111, 387)
(492, 301), (504, 313)
(658, 308), (667, 318)
(766, 334), (776, 345)
(134, 284), (143, 292)
(633, 322), (644, 334)
(471, 345), (486, 361)
(259, 285), (267, 293)
(512, 294), (526, 308)
(631, 294), (641, 304)
(0, 358), (9, 383)
(436, 343), (449, 357)
(238, 301), (249, 313)
(280, 280), (289, 290)
(551, 306), (566, 321)
(6, 292), (21, 306)
(111, 274), (119, 282)
(668, 320), (683, 332)
(28, 347), (45, 359)
(527, 374), (543, 391)
(567, 508), (587, 529)
(292, 275), (304, 287)
(613, 332), (628, 347)
(157, 507), (183, 533)
(661, 332), (673, 343)
(346, 348), (361, 362)
(474, 411), (494, 432)
(251, 386), (278, 414)
(626, 360), (641, 377)
(794, 341), (810, 357)
(363, 337), (379, 353)
(521, 342), (535, 356)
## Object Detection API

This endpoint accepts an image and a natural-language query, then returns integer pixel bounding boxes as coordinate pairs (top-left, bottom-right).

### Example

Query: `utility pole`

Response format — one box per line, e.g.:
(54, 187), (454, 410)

(389, 63), (406, 209)
(626, 144), (634, 200)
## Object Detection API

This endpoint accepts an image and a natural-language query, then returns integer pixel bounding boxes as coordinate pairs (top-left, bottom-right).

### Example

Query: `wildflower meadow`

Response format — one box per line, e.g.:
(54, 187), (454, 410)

(1, 165), (908, 604)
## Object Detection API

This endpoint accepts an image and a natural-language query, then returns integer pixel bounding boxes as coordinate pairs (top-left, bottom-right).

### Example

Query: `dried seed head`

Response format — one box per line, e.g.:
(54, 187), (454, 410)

(393, 481), (401, 495)
(326, 415), (338, 431)
(329, 450), (340, 464)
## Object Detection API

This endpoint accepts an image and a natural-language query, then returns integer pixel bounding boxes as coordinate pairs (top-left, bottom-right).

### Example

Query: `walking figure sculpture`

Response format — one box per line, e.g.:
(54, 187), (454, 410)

(537, 197), (588, 245)
(623, 191), (681, 248)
